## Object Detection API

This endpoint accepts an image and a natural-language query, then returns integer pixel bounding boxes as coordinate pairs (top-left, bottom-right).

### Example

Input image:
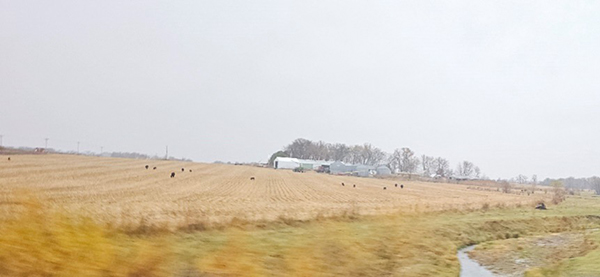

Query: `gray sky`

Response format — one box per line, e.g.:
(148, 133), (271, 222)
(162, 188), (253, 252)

(1, 1), (599, 179)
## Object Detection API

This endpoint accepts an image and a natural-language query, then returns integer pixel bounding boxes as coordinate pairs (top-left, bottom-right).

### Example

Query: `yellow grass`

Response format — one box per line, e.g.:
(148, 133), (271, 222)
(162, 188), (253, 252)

(0, 154), (546, 228)
(3, 154), (598, 276)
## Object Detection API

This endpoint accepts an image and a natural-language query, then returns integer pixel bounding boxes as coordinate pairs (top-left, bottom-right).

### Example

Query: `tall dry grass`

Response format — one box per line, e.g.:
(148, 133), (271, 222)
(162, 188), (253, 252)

(1, 191), (599, 277)
(0, 195), (173, 277)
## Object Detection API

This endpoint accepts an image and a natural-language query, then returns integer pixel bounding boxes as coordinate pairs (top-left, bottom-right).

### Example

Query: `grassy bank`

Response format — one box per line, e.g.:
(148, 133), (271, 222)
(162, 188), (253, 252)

(1, 196), (599, 276)
(526, 230), (600, 277)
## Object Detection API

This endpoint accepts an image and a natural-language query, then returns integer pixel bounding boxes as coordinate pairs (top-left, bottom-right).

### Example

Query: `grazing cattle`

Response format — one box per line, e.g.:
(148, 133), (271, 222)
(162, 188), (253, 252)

(341, 182), (345, 186)
(383, 187), (387, 190)
(189, 169), (192, 172)
(7, 157), (10, 161)
(145, 165), (149, 169)
(395, 183), (398, 187)
(153, 167), (157, 170)
(342, 183), (345, 186)
(401, 184), (404, 189)
(170, 172), (176, 178)
(250, 177), (255, 180)
(353, 184), (356, 188)
(181, 168), (185, 172)
(535, 203), (547, 210)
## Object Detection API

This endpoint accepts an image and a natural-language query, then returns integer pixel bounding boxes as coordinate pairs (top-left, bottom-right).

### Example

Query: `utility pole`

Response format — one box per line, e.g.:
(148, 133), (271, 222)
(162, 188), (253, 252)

(44, 138), (49, 148)
(77, 141), (80, 154)
(165, 145), (169, 160)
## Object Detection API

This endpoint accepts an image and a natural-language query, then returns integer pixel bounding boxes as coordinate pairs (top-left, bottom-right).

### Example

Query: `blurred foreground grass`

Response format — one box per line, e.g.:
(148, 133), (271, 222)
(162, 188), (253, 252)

(1, 195), (600, 276)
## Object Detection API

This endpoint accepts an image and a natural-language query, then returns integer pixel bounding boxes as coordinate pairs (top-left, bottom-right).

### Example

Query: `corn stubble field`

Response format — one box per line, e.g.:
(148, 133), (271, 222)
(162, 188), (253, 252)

(0, 154), (539, 228)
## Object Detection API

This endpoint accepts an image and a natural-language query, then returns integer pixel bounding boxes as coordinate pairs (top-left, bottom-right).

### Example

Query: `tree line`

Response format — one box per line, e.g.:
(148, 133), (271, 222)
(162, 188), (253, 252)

(270, 138), (483, 178)
(539, 176), (600, 195)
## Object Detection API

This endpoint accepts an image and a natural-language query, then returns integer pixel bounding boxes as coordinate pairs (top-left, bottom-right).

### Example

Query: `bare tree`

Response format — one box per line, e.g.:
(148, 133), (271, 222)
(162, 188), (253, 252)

(390, 148), (419, 174)
(284, 138), (314, 159)
(516, 174), (528, 184)
(456, 161), (474, 177)
(432, 157), (451, 177)
(389, 148), (415, 174)
(308, 140), (329, 160)
(358, 143), (386, 165)
(530, 174), (538, 193)
(329, 143), (351, 162)
(421, 155), (435, 176)
(474, 166), (481, 179)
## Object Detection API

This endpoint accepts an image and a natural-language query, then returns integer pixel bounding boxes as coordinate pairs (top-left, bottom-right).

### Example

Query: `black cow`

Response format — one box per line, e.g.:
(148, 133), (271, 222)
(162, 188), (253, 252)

(145, 165), (149, 169)
(181, 168), (185, 172)
(250, 177), (255, 180)
(189, 169), (192, 172)
(353, 184), (356, 188)
(170, 172), (175, 178)
(383, 187), (387, 190)
(395, 183), (398, 187)
(7, 157), (10, 161)
(153, 167), (157, 170)
(401, 184), (404, 189)
(535, 203), (547, 210)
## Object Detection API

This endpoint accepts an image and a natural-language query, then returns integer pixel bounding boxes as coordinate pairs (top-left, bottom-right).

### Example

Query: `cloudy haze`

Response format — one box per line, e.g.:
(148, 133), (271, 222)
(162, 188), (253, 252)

(1, 1), (599, 179)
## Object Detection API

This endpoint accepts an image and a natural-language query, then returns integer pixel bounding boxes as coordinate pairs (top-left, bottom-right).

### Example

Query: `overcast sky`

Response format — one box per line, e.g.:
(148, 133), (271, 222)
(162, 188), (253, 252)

(1, 1), (599, 179)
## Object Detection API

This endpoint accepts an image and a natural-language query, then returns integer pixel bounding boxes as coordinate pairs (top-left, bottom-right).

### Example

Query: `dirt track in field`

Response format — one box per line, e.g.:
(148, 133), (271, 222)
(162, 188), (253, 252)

(0, 155), (541, 226)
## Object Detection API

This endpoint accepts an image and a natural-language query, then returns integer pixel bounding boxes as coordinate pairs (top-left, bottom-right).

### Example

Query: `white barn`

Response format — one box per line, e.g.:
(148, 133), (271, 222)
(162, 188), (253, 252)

(273, 157), (332, 170)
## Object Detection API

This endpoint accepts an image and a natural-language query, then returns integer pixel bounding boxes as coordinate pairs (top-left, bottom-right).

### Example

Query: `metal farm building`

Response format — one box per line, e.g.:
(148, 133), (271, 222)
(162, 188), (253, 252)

(273, 157), (331, 170)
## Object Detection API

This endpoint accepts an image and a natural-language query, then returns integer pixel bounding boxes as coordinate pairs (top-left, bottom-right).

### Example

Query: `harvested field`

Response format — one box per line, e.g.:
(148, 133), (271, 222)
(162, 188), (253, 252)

(0, 154), (547, 227)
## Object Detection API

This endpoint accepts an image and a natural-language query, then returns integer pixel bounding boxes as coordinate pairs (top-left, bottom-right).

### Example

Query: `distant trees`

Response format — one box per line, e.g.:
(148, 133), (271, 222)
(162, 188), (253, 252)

(282, 139), (385, 166)
(515, 174), (528, 184)
(540, 176), (600, 194)
(456, 161), (475, 177)
(531, 174), (538, 192)
(421, 155), (435, 176)
(329, 143), (351, 162)
(280, 138), (483, 177)
(432, 157), (451, 177)
(388, 148), (419, 174)
(284, 138), (313, 159)
(589, 177), (600, 195)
